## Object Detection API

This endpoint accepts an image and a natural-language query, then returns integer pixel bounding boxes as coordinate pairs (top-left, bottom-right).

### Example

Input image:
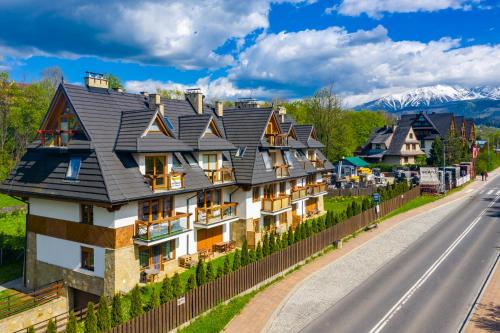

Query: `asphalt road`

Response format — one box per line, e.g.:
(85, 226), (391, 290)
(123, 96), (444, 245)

(302, 179), (500, 333)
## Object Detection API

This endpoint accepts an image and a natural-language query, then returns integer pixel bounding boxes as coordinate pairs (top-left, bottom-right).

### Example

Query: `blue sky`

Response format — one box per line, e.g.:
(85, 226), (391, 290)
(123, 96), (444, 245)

(1, 0), (499, 106)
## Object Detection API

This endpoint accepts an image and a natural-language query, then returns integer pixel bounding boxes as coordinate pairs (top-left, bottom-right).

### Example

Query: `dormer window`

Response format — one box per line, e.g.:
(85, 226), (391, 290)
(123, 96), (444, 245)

(66, 156), (81, 181)
(145, 156), (166, 189)
(284, 150), (294, 168)
(235, 147), (247, 157)
(262, 151), (272, 170)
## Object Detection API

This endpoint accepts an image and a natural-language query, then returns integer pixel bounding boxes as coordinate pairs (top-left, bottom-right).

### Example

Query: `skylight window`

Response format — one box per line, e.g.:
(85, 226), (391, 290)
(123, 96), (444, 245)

(235, 146), (247, 157)
(182, 152), (198, 166)
(261, 151), (272, 170)
(172, 154), (182, 169)
(164, 116), (174, 130)
(284, 150), (294, 168)
(66, 157), (82, 181)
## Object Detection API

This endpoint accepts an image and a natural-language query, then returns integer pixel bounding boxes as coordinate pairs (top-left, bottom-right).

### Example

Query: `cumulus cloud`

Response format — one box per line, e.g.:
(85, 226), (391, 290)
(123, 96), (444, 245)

(124, 76), (286, 100)
(230, 24), (500, 106)
(0, 0), (311, 69)
(335, 0), (479, 18)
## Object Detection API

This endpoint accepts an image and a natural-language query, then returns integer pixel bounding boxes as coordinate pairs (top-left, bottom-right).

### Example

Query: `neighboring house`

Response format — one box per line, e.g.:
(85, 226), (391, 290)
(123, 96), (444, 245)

(0, 74), (333, 307)
(359, 125), (425, 165)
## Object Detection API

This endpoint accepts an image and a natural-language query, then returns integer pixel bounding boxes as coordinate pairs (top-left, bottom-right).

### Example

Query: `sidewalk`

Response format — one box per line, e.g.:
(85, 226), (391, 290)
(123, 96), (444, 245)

(465, 257), (500, 333)
(224, 173), (498, 333)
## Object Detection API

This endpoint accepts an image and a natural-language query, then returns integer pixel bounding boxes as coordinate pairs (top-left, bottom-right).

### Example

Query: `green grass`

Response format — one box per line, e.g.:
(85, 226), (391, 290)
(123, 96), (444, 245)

(0, 213), (26, 284)
(379, 195), (440, 222)
(0, 194), (24, 209)
(0, 261), (23, 284)
(324, 196), (365, 212)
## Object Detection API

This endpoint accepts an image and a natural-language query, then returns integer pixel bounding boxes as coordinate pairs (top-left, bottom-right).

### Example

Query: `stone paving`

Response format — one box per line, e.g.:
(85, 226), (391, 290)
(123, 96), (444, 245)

(224, 173), (497, 333)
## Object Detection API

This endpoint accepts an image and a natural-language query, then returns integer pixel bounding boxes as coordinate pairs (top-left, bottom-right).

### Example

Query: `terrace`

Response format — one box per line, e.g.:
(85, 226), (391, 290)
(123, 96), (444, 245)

(195, 202), (238, 226)
(134, 212), (191, 244)
(261, 195), (291, 213)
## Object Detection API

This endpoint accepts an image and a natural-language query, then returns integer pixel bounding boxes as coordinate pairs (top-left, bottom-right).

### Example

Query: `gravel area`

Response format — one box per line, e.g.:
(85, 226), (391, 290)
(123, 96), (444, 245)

(266, 197), (466, 333)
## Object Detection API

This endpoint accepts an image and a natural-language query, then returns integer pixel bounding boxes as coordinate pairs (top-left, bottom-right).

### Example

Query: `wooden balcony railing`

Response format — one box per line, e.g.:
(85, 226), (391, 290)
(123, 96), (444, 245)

(310, 159), (325, 169)
(274, 164), (290, 178)
(204, 167), (235, 184)
(307, 182), (327, 195)
(195, 202), (238, 225)
(265, 133), (288, 147)
(135, 212), (190, 242)
(262, 195), (291, 212)
(291, 187), (308, 201)
(144, 172), (185, 192)
(37, 129), (80, 147)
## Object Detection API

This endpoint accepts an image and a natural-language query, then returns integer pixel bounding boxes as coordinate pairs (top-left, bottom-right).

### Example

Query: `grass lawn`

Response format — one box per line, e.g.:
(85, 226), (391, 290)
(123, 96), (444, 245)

(379, 195), (440, 222)
(0, 261), (23, 284)
(0, 213), (26, 284)
(324, 196), (365, 213)
(0, 194), (24, 209)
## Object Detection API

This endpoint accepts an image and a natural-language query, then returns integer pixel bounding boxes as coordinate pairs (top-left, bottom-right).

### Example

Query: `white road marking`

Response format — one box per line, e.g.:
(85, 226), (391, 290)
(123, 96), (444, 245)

(368, 195), (499, 333)
(487, 190), (494, 195)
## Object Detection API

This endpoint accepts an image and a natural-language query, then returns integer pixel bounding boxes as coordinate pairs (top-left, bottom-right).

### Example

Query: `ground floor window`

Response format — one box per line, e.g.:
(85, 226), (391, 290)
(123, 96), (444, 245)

(80, 246), (94, 271)
(263, 215), (275, 232)
(279, 212), (288, 226)
(139, 240), (176, 271)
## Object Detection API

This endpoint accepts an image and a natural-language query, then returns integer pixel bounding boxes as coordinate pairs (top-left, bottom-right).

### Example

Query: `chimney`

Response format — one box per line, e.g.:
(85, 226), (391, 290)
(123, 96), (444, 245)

(278, 106), (286, 123)
(148, 93), (164, 116)
(84, 72), (108, 89)
(185, 88), (204, 115)
(215, 101), (223, 117)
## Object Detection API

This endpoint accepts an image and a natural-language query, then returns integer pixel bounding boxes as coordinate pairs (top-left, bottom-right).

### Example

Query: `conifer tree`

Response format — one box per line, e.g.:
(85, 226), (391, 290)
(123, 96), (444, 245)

(66, 311), (77, 333)
(97, 295), (111, 333)
(149, 286), (160, 310)
(84, 302), (98, 333)
(281, 232), (288, 248)
(256, 242), (263, 260)
(217, 265), (224, 278)
(249, 248), (256, 262)
(186, 274), (197, 291)
(241, 240), (249, 266)
(232, 249), (241, 271)
(346, 205), (352, 218)
(223, 255), (231, 274)
(172, 272), (183, 298)
(206, 261), (216, 281)
(287, 227), (294, 245)
(269, 233), (276, 253)
(160, 275), (173, 303)
(27, 326), (35, 333)
(46, 320), (56, 333)
(262, 234), (270, 256)
(111, 293), (124, 327)
(196, 259), (207, 286)
(129, 285), (143, 318)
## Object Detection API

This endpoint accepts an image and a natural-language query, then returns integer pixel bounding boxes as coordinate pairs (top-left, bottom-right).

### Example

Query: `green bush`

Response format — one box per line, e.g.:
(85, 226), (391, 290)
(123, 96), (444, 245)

(66, 310), (77, 333)
(232, 249), (241, 271)
(84, 302), (98, 333)
(217, 265), (224, 278)
(111, 294), (124, 327)
(172, 272), (183, 298)
(256, 242), (263, 260)
(206, 261), (216, 281)
(148, 285), (160, 310)
(186, 274), (197, 291)
(241, 240), (249, 266)
(262, 233), (270, 256)
(196, 259), (207, 286)
(160, 276), (173, 303)
(97, 296), (111, 332)
(129, 285), (143, 318)
(27, 326), (35, 333)
(223, 256), (231, 274)
(269, 233), (276, 253)
(287, 227), (294, 245)
(248, 249), (256, 263)
(45, 319), (56, 333)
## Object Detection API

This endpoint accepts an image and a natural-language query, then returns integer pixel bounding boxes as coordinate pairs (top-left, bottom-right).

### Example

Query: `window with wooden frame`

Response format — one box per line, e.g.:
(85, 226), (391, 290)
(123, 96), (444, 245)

(139, 197), (173, 222)
(306, 174), (315, 185)
(263, 184), (275, 199)
(145, 155), (167, 189)
(252, 187), (260, 202)
(197, 189), (221, 208)
(406, 144), (410, 150)
(290, 180), (297, 189)
(81, 204), (93, 225)
(80, 246), (94, 271)
(279, 182), (286, 194)
(202, 153), (218, 171)
(39, 96), (84, 147)
(253, 218), (262, 233)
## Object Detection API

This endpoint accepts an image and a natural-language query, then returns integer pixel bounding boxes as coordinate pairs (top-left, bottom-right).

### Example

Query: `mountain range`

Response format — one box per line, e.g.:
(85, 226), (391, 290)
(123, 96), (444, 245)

(356, 85), (500, 127)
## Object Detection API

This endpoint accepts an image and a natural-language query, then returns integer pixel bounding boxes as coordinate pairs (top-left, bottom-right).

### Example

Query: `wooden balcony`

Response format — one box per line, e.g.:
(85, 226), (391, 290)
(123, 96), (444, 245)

(310, 159), (325, 169)
(274, 164), (290, 178)
(262, 195), (291, 213)
(265, 133), (288, 147)
(37, 129), (80, 147)
(195, 202), (238, 225)
(307, 182), (327, 195)
(291, 187), (308, 201)
(144, 172), (184, 192)
(135, 212), (190, 243)
(204, 167), (235, 184)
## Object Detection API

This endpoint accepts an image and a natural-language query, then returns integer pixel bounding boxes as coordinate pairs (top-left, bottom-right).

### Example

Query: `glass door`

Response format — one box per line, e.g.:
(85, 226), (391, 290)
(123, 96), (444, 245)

(152, 245), (161, 270)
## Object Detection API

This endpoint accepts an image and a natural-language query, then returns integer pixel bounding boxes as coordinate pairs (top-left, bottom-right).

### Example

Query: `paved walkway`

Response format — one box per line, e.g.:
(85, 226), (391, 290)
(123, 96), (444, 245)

(224, 173), (497, 333)
(465, 256), (500, 333)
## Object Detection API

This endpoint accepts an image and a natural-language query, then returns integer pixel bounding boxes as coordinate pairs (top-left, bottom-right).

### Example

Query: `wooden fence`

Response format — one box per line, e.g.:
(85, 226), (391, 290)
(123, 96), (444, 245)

(107, 186), (420, 333)
(328, 185), (378, 197)
(0, 280), (64, 320)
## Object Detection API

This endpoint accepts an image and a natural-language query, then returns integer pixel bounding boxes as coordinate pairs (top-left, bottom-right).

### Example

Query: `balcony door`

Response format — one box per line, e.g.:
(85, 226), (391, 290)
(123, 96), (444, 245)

(263, 184), (275, 199)
(203, 154), (218, 170)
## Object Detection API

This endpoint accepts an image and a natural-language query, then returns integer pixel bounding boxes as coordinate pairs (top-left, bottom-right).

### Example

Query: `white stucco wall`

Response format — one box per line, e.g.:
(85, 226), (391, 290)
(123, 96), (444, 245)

(29, 198), (80, 222)
(233, 187), (261, 220)
(93, 203), (137, 229)
(36, 234), (105, 278)
(176, 232), (193, 256)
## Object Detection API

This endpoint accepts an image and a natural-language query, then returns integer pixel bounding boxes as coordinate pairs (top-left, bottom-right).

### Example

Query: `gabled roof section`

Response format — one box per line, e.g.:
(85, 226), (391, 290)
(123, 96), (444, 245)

(223, 107), (274, 146)
(427, 113), (454, 137)
(179, 114), (236, 151)
(385, 126), (411, 155)
(294, 125), (324, 148)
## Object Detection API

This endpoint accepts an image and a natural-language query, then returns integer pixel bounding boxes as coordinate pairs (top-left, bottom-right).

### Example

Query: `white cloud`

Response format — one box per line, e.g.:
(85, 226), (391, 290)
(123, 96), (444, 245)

(335, 0), (479, 18)
(230, 24), (500, 106)
(124, 76), (285, 100)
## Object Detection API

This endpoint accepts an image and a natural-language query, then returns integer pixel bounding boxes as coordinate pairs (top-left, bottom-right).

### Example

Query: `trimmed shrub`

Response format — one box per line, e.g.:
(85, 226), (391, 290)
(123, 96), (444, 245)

(217, 265), (224, 278)
(241, 239), (249, 266)
(97, 295), (111, 332)
(46, 320), (56, 333)
(111, 294), (124, 327)
(65, 311), (77, 333)
(160, 275), (173, 303)
(256, 242), (263, 260)
(172, 272), (183, 298)
(232, 249), (241, 271)
(281, 232), (288, 248)
(27, 326), (35, 333)
(148, 285), (160, 310)
(84, 302), (98, 333)
(269, 233), (276, 253)
(223, 256), (231, 274)
(186, 274), (197, 291)
(206, 261), (216, 281)
(287, 227), (294, 245)
(249, 248), (256, 263)
(196, 259), (207, 286)
(130, 285), (143, 318)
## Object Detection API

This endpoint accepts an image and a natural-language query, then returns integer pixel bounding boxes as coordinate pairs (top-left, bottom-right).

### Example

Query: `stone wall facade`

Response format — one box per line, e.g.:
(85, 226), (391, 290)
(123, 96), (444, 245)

(103, 245), (140, 296)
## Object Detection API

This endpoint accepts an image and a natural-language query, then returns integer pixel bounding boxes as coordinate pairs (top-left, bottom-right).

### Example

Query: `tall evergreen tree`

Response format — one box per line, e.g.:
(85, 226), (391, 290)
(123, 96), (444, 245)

(287, 227), (294, 245)
(223, 255), (231, 274)
(66, 310), (78, 333)
(429, 137), (444, 166)
(256, 242), (263, 260)
(84, 302), (98, 333)
(129, 285), (143, 318)
(196, 259), (207, 286)
(232, 249), (241, 271)
(46, 319), (56, 333)
(241, 240), (249, 265)
(160, 275), (173, 303)
(172, 272), (183, 298)
(111, 294), (124, 327)
(206, 261), (216, 281)
(262, 233), (270, 256)
(186, 274), (197, 291)
(97, 295), (111, 332)
(148, 286), (160, 310)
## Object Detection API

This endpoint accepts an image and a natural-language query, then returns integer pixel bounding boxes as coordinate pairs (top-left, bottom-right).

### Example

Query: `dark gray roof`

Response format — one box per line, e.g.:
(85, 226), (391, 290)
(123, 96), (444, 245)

(178, 115), (236, 151)
(465, 118), (475, 139)
(426, 113), (454, 138)
(294, 125), (325, 148)
(385, 126), (410, 155)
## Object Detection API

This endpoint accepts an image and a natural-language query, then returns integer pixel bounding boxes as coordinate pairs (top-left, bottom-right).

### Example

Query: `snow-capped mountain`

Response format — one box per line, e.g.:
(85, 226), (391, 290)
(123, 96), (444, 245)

(356, 85), (500, 126)
(358, 85), (500, 111)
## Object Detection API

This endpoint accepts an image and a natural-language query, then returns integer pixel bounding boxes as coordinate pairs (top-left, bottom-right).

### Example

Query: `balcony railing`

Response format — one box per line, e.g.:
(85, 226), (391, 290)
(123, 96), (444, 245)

(265, 133), (288, 147)
(204, 167), (235, 184)
(144, 172), (185, 192)
(37, 129), (80, 147)
(310, 159), (325, 169)
(291, 187), (308, 201)
(307, 182), (327, 195)
(135, 212), (190, 242)
(262, 195), (291, 212)
(195, 202), (238, 225)
(274, 164), (290, 178)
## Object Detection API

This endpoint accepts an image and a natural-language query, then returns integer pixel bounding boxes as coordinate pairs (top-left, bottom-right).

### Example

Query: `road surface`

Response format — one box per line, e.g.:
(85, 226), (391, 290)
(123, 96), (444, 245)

(302, 178), (500, 333)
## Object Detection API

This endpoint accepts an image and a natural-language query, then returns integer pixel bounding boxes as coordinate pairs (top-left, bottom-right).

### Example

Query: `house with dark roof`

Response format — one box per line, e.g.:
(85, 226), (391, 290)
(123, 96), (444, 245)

(0, 73), (333, 304)
(359, 125), (425, 165)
